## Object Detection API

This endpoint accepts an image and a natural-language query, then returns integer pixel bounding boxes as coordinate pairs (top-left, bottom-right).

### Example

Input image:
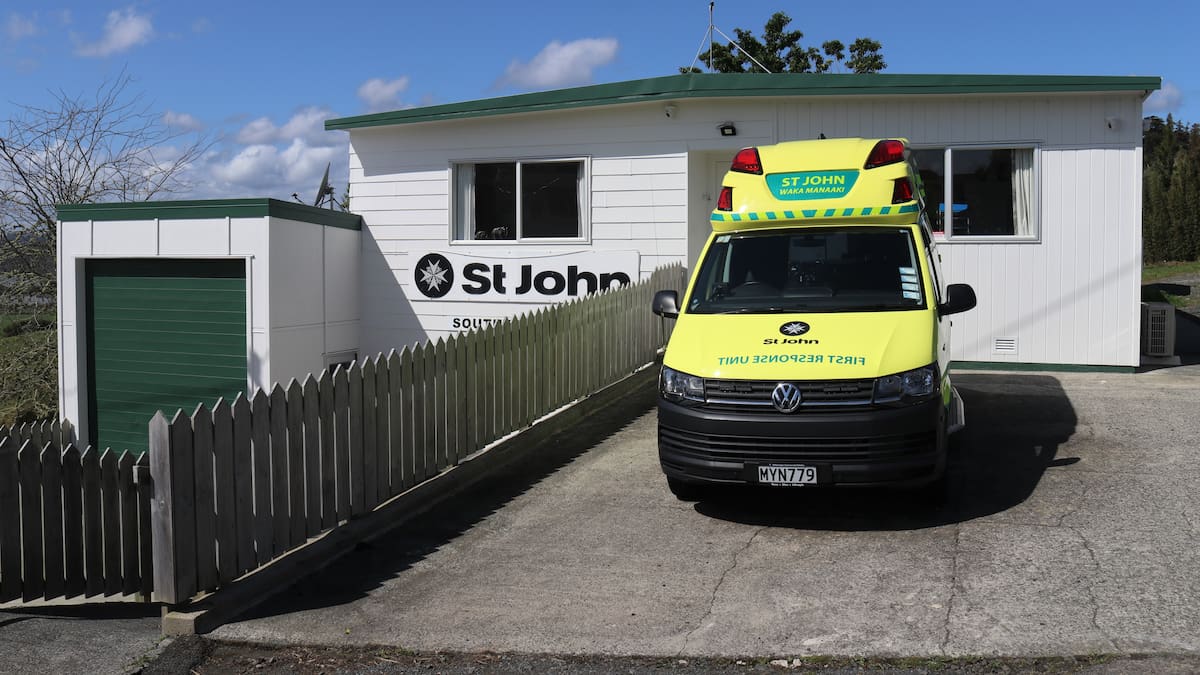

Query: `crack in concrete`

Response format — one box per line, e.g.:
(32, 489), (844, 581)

(677, 526), (765, 656)
(939, 524), (962, 656)
(1067, 524), (1120, 653)
(1055, 476), (1092, 528)
(1181, 508), (1200, 540)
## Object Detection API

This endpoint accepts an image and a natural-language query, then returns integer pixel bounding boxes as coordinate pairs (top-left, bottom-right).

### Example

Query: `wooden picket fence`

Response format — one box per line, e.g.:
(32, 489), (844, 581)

(150, 264), (686, 604)
(0, 418), (154, 604)
(0, 419), (74, 453)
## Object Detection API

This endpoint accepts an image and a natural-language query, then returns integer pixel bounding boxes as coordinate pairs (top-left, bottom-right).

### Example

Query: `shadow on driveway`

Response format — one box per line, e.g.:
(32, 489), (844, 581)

(695, 373), (1077, 530)
(230, 379), (661, 622)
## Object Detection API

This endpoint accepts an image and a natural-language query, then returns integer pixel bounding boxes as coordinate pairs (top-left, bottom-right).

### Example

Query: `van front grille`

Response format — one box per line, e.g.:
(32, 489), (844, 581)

(703, 377), (875, 412)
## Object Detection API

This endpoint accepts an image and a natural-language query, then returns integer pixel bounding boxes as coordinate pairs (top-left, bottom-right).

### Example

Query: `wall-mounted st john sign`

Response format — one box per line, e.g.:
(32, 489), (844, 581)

(409, 250), (640, 303)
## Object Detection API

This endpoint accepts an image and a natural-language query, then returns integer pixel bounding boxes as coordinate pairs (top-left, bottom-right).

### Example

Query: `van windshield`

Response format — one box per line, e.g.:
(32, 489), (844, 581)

(686, 227), (926, 314)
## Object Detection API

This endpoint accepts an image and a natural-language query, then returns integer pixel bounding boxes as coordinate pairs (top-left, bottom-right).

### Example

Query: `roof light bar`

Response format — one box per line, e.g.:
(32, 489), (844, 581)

(731, 148), (763, 175)
(864, 140), (906, 169)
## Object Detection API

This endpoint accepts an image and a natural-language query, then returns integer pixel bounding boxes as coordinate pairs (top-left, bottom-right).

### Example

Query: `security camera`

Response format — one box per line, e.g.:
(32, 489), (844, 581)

(1105, 117), (1120, 131)
(664, 104), (677, 119)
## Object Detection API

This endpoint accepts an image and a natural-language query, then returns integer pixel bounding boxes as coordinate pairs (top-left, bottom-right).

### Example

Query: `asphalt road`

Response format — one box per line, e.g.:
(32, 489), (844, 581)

(0, 602), (162, 674)
(202, 367), (1200, 660)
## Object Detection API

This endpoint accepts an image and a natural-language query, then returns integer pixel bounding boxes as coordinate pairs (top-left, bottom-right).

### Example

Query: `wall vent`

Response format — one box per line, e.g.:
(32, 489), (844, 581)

(992, 336), (1018, 354)
(1141, 302), (1176, 357)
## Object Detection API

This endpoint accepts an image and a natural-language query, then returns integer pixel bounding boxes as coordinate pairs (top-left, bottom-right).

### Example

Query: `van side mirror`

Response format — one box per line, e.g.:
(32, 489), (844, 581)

(938, 283), (977, 317)
(652, 290), (680, 318)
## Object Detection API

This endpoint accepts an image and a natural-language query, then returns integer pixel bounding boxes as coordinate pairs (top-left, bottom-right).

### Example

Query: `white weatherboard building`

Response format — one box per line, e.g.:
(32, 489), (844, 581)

(57, 73), (1159, 450)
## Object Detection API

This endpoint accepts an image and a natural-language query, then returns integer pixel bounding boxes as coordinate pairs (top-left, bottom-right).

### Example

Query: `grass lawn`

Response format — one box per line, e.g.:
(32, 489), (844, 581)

(1142, 260), (1200, 283)
(0, 317), (58, 426)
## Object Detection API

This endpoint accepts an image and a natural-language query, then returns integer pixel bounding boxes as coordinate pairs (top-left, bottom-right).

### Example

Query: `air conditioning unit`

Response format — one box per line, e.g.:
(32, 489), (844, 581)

(1141, 302), (1177, 357)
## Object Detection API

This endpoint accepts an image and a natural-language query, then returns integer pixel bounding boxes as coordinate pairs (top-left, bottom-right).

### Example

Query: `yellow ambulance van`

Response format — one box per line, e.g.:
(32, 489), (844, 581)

(652, 138), (976, 501)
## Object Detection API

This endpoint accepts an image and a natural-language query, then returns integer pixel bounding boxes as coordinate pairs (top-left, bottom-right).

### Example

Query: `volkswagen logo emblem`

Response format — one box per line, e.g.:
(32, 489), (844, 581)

(780, 321), (810, 336)
(771, 382), (803, 413)
(414, 253), (454, 298)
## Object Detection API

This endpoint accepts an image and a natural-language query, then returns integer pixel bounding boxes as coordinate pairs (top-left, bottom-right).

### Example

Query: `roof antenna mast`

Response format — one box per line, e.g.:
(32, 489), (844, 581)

(687, 2), (772, 74)
(708, 2), (714, 72)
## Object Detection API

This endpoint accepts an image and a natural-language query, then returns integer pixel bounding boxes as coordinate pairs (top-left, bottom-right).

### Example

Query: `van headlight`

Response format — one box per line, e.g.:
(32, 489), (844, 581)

(660, 366), (705, 404)
(874, 365), (938, 402)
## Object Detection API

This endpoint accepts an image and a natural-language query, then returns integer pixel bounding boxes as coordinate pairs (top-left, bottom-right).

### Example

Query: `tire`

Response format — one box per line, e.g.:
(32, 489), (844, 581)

(667, 476), (706, 501)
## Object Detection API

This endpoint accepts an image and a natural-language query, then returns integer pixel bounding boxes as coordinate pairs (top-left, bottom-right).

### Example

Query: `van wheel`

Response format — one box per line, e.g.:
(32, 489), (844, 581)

(667, 477), (706, 501)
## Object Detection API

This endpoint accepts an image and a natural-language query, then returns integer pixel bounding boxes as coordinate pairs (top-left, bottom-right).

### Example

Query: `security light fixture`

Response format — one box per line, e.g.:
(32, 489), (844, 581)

(719, 122), (737, 136)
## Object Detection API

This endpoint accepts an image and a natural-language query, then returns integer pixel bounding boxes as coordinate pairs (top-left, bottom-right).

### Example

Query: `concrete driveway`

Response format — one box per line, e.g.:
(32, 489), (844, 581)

(211, 367), (1200, 658)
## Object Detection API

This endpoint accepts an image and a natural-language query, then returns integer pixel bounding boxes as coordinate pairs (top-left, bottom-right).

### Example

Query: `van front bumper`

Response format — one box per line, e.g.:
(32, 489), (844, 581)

(658, 397), (946, 488)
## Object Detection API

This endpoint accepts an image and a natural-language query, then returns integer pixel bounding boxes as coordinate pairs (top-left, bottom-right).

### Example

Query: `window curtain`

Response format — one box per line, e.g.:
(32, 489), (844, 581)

(1011, 149), (1034, 237)
(454, 164), (475, 240)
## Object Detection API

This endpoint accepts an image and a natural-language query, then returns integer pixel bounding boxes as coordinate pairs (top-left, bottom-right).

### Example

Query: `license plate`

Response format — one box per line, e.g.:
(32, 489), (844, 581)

(757, 464), (818, 486)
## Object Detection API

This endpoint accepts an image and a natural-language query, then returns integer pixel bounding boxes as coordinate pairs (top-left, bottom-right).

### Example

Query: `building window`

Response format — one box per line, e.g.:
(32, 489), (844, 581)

(912, 147), (1037, 239)
(453, 159), (587, 241)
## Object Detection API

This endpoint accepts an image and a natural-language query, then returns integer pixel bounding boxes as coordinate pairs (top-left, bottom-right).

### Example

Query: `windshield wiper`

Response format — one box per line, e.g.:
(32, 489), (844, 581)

(718, 306), (800, 314)
(836, 304), (915, 312)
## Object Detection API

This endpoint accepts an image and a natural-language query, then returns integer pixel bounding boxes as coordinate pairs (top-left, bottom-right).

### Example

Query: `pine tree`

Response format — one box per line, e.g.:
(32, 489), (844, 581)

(1142, 115), (1200, 262)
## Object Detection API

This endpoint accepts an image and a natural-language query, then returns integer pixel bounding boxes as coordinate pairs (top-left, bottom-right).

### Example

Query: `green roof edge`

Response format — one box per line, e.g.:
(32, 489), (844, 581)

(326, 73), (1162, 131)
(56, 198), (363, 230)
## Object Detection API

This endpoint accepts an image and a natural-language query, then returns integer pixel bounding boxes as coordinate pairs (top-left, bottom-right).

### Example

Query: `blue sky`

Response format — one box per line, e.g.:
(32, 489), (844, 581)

(1, 0), (1188, 202)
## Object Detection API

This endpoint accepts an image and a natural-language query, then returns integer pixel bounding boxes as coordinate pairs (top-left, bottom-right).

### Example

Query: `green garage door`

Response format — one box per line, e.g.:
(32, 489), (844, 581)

(86, 259), (247, 453)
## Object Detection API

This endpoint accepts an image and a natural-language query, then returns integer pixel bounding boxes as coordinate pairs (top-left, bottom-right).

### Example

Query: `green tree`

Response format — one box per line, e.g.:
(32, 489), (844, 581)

(681, 12), (886, 74)
(1142, 115), (1200, 263)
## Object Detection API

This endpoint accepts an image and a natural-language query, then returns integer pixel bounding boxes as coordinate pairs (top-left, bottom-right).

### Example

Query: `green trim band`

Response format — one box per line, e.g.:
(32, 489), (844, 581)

(326, 73), (1162, 131)
(949, 361), (1135, 374)
(56, 198), (363, 231)
(711, 203), (917, 223)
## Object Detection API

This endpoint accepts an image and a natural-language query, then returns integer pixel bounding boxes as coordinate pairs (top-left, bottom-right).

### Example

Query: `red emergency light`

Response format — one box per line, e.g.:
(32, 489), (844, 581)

(865, 140), (906, 169)
(730, 147), (763, 175)
(892, 177), (914, 203)
(717, 186), (733, 211)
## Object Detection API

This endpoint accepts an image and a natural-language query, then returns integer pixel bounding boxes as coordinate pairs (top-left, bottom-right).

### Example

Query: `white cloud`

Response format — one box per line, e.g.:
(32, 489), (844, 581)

(357, 76), (411, 113)
(4, 12), (37, 41)
(75, 8), (154, 58)
(279, 107), (336, 145)
(497, 38), (618, 90)
(1144, 81), (1182, 115)
(163, 110), (204, 132)
(211, 144), (281, 189)
(234, 107), (338, 147)
(207, 139), (344, 200)
(235, 117), (278, 145)
(178, 106), (348, 201)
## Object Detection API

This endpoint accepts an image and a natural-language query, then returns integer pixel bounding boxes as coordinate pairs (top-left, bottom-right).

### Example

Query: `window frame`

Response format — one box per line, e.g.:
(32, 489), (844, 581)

(912, 144), (1041, 244)
(450, 156), (591, 245)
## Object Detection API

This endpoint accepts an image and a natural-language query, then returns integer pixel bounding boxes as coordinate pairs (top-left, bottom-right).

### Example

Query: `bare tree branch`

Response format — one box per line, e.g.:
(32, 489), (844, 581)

(0, 73), (210, 423)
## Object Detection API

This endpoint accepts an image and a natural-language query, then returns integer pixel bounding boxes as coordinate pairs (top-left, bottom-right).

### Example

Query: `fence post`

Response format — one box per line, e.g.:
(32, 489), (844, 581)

(148, 411), (178, 604)
(149, 410), (197, 605)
